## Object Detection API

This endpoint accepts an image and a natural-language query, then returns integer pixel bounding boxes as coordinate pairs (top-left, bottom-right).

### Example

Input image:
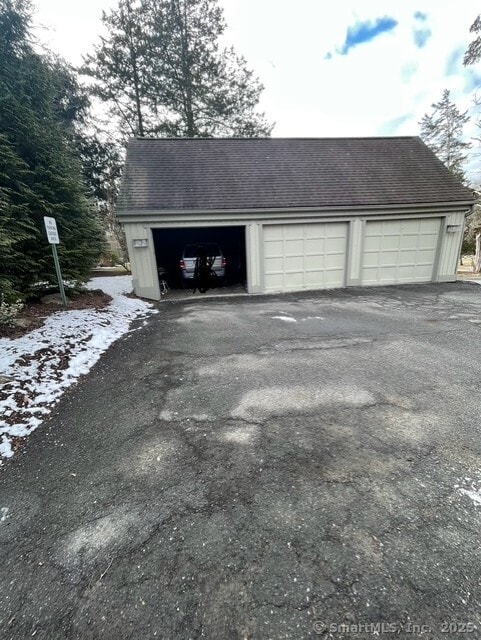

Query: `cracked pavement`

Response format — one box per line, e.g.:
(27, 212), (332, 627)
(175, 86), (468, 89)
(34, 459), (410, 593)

(1, 282), (481, 639)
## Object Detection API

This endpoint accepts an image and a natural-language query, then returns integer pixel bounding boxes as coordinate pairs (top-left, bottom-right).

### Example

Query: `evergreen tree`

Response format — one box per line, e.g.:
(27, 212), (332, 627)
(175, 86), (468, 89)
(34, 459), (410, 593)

(0, 0), (104, 301)
(76, 132), (129, 266)
(464, 14), (481, 65)
(82, 0), (273, 138)
(419, 89), (471, 183)
(0, 133), (36, 300)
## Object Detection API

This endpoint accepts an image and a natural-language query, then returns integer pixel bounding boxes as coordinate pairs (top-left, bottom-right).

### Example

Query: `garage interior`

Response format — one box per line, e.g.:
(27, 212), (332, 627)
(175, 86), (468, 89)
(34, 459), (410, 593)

(152, 226), (247, 290)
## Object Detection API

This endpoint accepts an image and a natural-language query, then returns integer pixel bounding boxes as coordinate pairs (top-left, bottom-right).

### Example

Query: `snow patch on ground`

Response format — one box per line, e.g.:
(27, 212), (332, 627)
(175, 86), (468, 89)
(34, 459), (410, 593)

(0, 276), (157, 462)
(272, 315), (297, 323)
(459, 488), (481, 505)
(456, 476), (481, 506)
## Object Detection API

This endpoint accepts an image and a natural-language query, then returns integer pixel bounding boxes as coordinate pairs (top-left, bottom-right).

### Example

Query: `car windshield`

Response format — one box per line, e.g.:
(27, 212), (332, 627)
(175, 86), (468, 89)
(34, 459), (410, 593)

(184, 244), (221, 258)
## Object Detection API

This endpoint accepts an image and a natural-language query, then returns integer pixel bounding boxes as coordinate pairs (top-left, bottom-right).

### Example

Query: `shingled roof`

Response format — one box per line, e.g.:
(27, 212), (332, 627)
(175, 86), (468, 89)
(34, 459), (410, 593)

(117, 137), (475, 213)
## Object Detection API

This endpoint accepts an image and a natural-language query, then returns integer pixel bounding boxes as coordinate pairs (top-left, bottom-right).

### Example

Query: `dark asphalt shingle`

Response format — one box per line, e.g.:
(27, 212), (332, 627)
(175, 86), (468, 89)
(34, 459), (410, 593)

(117, 137), (475, 213)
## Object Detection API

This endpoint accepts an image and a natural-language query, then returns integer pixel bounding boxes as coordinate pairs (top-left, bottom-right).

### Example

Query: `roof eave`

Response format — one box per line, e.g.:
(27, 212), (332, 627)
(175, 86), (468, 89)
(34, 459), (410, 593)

(117, 199), (476, 220)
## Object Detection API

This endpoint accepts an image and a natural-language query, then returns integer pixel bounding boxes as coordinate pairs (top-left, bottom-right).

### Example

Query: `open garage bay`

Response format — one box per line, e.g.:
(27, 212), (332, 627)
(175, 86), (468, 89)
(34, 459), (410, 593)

(153, 226), (247, 290)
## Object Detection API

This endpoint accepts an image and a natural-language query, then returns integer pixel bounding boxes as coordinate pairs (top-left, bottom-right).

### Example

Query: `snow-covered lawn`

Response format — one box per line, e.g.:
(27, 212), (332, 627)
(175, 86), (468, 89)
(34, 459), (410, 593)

(0, 276), (157, 462)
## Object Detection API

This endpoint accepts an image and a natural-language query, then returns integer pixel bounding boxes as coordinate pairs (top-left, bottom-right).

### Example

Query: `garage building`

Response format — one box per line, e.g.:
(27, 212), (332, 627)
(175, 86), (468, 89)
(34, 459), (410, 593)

(117, 137), (475, 300)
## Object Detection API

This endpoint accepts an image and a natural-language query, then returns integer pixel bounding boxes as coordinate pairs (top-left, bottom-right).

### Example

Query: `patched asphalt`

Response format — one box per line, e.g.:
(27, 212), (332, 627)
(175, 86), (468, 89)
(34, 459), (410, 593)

(1, 282), (481, 639)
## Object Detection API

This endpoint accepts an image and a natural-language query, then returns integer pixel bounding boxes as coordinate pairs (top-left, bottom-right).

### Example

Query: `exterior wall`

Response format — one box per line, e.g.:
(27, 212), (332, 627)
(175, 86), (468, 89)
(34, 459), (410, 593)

(436, 211), (466, 282)
(246, 223), (263, 293)
(121, 206), (471, 300)
(123, 223), (160, 300)
(346, 218), (364, 286)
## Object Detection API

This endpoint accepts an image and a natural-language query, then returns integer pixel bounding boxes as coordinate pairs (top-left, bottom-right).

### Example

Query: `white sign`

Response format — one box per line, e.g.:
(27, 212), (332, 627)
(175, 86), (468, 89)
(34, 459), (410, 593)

(44, 216), (60, 244)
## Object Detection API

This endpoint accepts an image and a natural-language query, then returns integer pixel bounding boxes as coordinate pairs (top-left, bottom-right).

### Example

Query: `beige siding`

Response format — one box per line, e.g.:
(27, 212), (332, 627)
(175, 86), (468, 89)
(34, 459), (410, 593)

(347, 218), (364, 285)
(123, 223), (160, 300)
(437, 212), (465, 281)
(246, 223), (263, 293)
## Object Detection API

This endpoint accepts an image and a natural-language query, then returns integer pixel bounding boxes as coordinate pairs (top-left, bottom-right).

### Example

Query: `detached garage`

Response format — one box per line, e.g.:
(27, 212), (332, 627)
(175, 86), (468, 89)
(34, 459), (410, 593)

(116, 137), (475, 300)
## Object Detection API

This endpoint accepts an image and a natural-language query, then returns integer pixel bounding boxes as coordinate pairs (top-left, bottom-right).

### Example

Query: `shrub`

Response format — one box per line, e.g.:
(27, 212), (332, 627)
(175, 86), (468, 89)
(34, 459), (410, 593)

(99, 251), (121, 267)
(0, 295), (24, 326)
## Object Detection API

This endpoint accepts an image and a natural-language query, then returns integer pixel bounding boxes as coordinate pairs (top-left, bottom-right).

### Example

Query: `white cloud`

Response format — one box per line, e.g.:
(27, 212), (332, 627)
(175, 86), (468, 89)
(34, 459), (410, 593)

(31, 0), (481, 179)
(221, 1), (481, 139)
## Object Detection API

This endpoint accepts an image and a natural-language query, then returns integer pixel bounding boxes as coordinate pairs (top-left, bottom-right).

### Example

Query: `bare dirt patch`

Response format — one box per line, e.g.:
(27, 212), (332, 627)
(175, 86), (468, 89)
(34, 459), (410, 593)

(0, 289), (112, 340)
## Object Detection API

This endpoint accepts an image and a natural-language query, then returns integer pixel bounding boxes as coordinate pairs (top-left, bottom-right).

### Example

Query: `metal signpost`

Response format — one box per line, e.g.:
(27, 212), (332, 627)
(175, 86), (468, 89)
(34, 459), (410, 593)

(43, 216), (68, 308)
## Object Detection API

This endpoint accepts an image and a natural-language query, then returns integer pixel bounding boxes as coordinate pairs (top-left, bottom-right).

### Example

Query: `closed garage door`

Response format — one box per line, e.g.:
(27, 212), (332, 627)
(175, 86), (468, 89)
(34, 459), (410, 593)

(362, 218), (441, 285)
(263, 222), (348, 292)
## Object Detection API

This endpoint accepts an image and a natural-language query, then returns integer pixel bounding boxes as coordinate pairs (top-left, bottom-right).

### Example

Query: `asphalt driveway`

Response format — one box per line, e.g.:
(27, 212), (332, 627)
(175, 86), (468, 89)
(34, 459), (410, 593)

(2, 283), (481, 639)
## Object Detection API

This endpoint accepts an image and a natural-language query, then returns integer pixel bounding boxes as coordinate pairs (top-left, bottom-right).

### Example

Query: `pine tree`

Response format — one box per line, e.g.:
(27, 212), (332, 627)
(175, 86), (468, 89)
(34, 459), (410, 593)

(76, 132), (129, 266)
(0, 133), (36, 300)
(81, 0), (273, 139)
(419, 89), (471, 184)
(464, 14), (481, 65)
(0, 0), (104, 301)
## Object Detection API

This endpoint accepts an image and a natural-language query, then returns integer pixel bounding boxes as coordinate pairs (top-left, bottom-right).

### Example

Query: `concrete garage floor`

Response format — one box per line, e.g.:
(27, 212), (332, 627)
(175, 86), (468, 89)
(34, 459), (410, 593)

(2, 283), (481, 639)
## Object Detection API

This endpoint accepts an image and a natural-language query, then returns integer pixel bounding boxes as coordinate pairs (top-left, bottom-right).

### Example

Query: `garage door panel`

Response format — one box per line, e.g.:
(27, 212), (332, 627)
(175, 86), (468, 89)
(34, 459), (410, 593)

(284, 225), (303, 240)
(362, 218), (441, 285)
(398, 265), (415, 279)
(264, 273), (283, 289)
(362, 266), (378, 280)
(419, 235), (439, 246)
(285, 239), (304, 255)
(399, 236), (418, 249)
(414, 265), (434, 278)
(266, 226), (284, 241)
(326, 223), (348, 238)
(379, 235), (401, 250)
(265, 257), (284, 273)
(400, 221), (419, 233)
(365, 222), (384, 236)
(324, 269), (346, 286)
(417, 219), (439, 232)
(285, 272), (304, 287)
(364, 236), (383, 251)
(325, 236), (347, 252)
(378, 266), (397, 281)
(264, 240), (283, 257)
(397, 250), (417, 264)
(363, 252), (380, 267)
(325, 253), (345, 269)
(417, 249), (437, 261)
(264, 223), (347, 292)
(285, 255), (305, 270)
(305, 238), (324, 252)
(305, 270), (325, 285)
(378, 250), (397, 265)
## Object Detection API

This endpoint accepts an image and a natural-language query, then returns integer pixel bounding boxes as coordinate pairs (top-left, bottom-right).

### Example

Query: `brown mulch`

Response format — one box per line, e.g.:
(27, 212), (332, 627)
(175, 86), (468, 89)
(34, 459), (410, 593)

(0, 289), (112, 340)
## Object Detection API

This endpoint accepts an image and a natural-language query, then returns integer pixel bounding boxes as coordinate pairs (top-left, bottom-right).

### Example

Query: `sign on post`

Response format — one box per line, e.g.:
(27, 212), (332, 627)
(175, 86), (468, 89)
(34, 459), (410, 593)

(44, 216), (60, 244)
(43, 216), (68, 308)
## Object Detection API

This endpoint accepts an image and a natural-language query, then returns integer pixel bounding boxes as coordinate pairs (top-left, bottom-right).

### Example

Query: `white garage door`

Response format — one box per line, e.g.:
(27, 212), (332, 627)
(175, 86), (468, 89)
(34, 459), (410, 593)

(362, 218), (441, 285)
(263, 222), (348, 292)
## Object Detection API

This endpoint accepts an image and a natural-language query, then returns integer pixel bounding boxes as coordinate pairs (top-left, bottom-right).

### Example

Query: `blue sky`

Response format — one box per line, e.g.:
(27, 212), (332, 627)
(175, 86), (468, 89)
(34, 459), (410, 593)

(338, 16), (399, 55)
(34, 0), (481, 183)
